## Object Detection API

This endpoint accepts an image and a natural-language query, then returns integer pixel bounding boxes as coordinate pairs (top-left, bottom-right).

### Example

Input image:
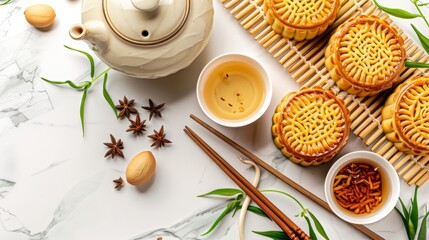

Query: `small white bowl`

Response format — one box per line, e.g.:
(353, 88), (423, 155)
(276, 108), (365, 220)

(196, 53), (272, 127)
(324, 151), (400, 225)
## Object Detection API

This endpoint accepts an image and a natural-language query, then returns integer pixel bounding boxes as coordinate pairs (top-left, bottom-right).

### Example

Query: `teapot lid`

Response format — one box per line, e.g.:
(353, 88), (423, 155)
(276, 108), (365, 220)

(103, 0), (190, 45)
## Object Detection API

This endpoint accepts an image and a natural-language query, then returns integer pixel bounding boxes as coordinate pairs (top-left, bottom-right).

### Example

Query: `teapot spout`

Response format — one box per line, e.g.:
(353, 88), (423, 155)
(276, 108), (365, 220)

(69, 24), (88, 40)
(69, 22), (109, 53)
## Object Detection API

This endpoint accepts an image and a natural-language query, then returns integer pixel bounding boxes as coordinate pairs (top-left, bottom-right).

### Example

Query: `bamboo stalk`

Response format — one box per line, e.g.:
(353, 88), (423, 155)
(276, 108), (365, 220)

(365, 128), (384, 145)
(382, 147), (398, 160)
(395, 155), (413, 172)
(389, 152), (404, 165)
(416, 172), (429, 187)
(399, 156), (422, 177)
(224, 0), (240, 9)
(241, 7), (259, 25)
(263, 34), (281, 48)
(234, 3), (255, 19)
(270, 38), (289, 56)
(377, 141), (394, 156)
(255, 25), (271, 40)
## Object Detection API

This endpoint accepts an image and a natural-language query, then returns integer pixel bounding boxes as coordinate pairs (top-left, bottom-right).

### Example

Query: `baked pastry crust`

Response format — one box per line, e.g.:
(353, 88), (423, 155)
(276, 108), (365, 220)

(263, 0), (340, 41)
(325, 15), (405, 97)
(382, 76), (429, 156)
(272, 87), (350, 166)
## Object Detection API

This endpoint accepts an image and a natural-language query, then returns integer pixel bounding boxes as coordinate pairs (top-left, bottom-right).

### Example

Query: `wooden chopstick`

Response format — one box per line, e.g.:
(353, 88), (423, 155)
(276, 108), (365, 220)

(184, 126), (310, 240)
(189, 114), (384, 240)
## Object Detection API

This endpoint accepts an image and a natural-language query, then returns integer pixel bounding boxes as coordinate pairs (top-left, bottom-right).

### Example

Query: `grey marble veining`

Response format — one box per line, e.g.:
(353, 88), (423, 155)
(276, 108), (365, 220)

(0, 3), (21, 38)
(0, 31), (52, 136)
(0, 0), (427, 239)
(128, 201), (231, 240)
(0, 179), (15, 199)
(30, 159), (68, 177)
(128, 152), (287, 240)
(0, 171), (103, 239)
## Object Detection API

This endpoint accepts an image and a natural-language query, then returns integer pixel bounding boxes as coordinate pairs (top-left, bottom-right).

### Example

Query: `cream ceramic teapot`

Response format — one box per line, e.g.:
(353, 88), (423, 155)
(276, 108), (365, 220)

(69, 0), (214, 78)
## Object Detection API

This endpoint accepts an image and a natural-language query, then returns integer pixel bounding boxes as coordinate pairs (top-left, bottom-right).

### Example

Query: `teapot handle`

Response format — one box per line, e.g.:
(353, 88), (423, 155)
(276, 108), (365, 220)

(132, 0), (160, 11)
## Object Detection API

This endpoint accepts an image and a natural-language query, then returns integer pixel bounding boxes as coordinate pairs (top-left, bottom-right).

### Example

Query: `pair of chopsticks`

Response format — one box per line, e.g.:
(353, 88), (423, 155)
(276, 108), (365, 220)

(186, 114), (384, 240)
(184, 126), (310, 240)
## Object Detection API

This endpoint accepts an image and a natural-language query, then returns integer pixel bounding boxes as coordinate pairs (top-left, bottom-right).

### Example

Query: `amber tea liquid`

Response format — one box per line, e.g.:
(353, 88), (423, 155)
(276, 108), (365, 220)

(203, 61), (265, 121)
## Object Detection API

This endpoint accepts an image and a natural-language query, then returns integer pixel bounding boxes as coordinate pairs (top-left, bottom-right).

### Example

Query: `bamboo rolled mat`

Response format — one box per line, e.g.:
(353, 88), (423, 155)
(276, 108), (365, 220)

(220, 0), (429, 186)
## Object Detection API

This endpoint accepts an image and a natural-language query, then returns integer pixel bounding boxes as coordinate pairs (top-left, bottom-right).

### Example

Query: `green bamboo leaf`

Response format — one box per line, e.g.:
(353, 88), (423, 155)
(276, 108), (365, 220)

(304, 216), (317, 240)
(410, 187), (419, 239)
(408, 216), (416, 240)
(261, 189), (305, 211)
(399, 197), (410, 220)
(41, 77), (87, 89)
(245, 205), (270, 219)
(395, 208), (411, 240)
(411, 24), (429, 54)
(405, 61), (429, 68)
(201, 200), (236, 236)
(0, 0), (12, 5)
(252, 230), (290, 240)
(417, 211), (429, 240)
(406, 204), (416, 240)
(232, 195), (243, 217)
(198, 188), (243, 197)
(373, 0), (421, 18)
(102, 73), (118, 118)
(64, 45), (95, 78)
(80, 90), (88, 136)
(308, 211), (330, 240)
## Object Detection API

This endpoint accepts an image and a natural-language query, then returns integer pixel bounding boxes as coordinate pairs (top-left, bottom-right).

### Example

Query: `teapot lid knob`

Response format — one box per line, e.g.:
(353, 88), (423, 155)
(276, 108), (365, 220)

(132, 0), (160, 11)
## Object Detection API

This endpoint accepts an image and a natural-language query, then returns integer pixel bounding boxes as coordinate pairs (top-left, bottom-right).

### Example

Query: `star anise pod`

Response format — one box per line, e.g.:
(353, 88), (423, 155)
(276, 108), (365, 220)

(116, 96), (138, 119)
(113, 176), (124, 190)
(142, 99), (165, 120)
(104, 134), (125, 158)
(126, 114), (146, 135)
(148, 125), (172, 148)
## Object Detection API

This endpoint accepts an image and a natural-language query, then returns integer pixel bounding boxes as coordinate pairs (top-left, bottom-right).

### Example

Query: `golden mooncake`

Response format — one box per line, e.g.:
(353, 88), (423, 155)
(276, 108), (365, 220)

(382, 76), (429, 156)
(272, 87), (350, 166)
(263, 0), (340, 41)
(325, 15), (405, 97)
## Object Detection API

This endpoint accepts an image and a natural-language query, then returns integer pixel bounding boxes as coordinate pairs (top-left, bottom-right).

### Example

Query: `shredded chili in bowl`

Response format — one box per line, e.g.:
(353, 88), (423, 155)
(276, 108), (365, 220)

(333, 163), (383, 214)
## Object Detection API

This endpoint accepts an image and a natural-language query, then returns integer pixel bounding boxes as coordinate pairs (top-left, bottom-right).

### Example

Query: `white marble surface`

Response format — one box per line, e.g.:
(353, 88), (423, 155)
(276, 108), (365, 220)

(0, 0), (428, 239)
